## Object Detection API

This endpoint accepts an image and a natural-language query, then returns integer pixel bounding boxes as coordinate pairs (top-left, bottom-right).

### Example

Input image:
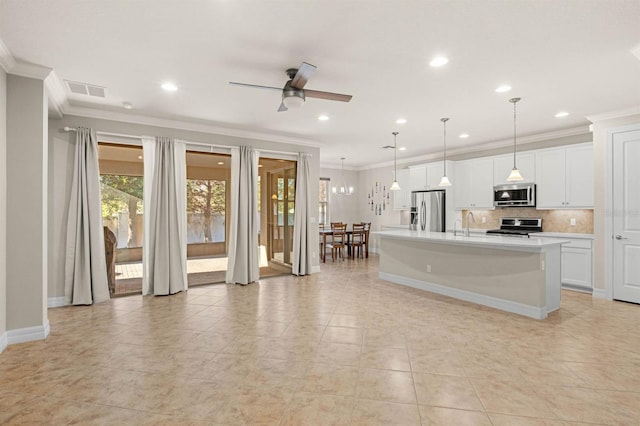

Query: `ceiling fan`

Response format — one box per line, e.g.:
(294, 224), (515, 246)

(229, 62), (353, 112)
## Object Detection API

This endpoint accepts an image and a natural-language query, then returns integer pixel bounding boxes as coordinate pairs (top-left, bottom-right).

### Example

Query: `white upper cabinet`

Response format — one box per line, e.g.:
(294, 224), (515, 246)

(426, 161), (455, 189)
(392, 169), (411, 210)
(493, 152), (536, 186)
(565, 145), (594, 207)
(409, 165), (427, 191)
(454, 157), (494, 209)
(535, 143), (593, 209)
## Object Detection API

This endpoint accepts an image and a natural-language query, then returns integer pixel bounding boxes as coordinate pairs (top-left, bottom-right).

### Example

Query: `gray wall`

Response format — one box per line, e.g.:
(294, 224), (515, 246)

(48, 115), (321, 298)
(0, 67), (6, 342)
(6, 75), (48, 330)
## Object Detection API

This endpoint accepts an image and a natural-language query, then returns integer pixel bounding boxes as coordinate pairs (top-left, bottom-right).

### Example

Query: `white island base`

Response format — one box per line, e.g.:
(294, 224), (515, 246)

(377, 231), (565, 319)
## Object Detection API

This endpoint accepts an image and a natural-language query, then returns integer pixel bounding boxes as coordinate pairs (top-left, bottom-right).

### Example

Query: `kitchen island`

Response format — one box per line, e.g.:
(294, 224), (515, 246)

(375, 230), (568, 319)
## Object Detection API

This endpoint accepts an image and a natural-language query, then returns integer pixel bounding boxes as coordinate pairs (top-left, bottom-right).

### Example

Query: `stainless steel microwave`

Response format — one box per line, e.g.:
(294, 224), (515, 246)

(493, 183), (536, 207)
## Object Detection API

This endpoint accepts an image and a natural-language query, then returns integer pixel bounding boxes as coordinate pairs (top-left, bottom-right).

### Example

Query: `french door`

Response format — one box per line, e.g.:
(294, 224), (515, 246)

(266, 163), (296, 266)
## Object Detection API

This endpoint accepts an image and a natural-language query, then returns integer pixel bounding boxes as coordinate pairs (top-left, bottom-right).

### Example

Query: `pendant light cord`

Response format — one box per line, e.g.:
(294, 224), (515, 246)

(441, 118), (449, 175)
(392, 132), (399, 180)
(510, 98), (520, 169)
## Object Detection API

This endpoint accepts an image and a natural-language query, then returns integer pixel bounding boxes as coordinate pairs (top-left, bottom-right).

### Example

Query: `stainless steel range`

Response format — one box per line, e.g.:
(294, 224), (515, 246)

(486, 217), (542, 237)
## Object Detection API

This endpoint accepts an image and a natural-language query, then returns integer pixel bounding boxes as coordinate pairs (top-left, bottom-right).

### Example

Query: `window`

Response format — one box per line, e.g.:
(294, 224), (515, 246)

(319, 178), (329, 225)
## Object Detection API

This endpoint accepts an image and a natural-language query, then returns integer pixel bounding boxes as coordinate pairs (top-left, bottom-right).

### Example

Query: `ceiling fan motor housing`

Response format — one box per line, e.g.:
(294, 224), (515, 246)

(282, 81), (305, 108)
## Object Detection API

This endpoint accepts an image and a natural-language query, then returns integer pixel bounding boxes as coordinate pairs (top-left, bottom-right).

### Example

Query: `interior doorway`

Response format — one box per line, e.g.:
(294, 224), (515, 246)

(259, 158), (297, 273)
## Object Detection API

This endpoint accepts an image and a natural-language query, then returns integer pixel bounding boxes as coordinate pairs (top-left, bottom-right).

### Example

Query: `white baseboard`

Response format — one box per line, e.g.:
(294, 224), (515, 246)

(379, 272), (549, 320)
(592, 288), (608, 299)
(0, 332), (7, 353)
(48, 296), (65, 308)
(7, 320), (50, 345)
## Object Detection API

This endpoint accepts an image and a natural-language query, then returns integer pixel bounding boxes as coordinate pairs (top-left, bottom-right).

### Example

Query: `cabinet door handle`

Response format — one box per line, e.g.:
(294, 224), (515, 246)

(615, 235), (628, 240)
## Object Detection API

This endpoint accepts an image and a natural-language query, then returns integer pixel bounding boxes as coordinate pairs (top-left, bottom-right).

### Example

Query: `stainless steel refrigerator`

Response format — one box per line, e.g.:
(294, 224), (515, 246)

(410, 190), (446, 232)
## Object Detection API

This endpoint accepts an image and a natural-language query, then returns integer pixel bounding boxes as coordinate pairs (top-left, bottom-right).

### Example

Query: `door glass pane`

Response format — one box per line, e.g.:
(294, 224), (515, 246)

(98, 143), (144, 296)
(186, 151), (230, 286)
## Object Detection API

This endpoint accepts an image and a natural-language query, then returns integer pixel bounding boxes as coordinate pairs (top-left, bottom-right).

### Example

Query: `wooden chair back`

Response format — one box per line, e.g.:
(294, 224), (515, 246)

(331, 223), (347, 246)
(352, 223), (365, 244)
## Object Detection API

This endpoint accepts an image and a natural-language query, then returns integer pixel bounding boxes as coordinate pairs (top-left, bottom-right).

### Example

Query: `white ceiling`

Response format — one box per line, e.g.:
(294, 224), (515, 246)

(1, 0), (639, 168)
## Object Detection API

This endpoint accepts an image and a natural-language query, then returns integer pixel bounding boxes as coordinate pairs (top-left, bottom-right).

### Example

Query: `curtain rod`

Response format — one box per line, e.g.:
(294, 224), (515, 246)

(62, 126), (307, 157)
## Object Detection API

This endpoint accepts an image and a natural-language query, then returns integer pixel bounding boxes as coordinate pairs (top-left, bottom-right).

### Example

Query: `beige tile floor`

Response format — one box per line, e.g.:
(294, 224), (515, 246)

(2, 255), (640, 425)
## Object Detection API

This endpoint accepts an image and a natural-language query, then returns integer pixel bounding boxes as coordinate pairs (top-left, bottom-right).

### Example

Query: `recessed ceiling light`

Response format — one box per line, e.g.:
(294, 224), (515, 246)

(495, 85), (512, 93)
(429, 56), (449, 67)
(396, 118), (407, 124)
(217, 161), (224, 165)
(555, 111), (569, 118)
(137, 155), (142, 160)
(399, 147), (407, 151)
(318, 115), (330, 121)
(122, 102), (133, 109)
(161, 82), (178, 92)
(459, 133), (469, 139)
(258, 164), (263, 168)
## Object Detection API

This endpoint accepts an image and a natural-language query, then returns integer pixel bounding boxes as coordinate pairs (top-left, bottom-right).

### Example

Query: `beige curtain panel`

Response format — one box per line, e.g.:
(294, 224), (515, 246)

(226, 146), (260, 285)
(292, 152), (313, 275)
(64, 127), (110, 305)
(142, 136), (188, 296)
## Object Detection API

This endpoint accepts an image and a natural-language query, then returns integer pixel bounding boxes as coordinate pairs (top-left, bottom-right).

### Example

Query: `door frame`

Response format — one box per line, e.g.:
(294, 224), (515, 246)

(604, 123), (640, 300)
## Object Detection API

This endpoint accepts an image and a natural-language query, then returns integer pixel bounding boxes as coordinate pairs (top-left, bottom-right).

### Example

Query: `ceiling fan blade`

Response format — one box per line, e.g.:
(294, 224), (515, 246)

(229, 82), (283, 91)
(290, 62), (317, 89)
(278, 102), (288, 112)
(304, 89), (353, 102)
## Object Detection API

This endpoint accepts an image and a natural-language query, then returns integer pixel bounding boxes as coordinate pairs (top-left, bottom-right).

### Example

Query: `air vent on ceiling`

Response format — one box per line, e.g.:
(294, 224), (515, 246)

(381, 145), (395, 149)
(65, 80), (107, 98)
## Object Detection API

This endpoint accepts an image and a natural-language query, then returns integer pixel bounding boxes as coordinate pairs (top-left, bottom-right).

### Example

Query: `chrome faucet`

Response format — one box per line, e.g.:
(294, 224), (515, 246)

(465, 211), (475, 237)
(453, 219), (462, 236)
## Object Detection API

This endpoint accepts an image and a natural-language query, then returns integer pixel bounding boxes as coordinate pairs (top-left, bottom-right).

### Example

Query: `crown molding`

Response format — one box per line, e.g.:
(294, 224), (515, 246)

(63, 104), (322, 148)
(0, 38), (16, 72)
(586, 106), (640, 123)
(9, 61), (53, 80)
(44, 71), (68, 118)
(354, 125), (592, 171)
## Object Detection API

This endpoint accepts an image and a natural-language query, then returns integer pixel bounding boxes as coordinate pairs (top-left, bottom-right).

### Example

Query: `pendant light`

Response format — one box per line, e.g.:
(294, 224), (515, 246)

(390, 132), (401, 191)
(332, 157), (354, 195)
(438, 117), (452, 187)
(506, 97), (524, 181)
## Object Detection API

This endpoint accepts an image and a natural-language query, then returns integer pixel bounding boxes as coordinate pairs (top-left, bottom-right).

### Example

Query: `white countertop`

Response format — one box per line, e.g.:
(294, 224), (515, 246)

(445, 229), (594, 240)
(536, 232), (594, 239)
(375, 229), (569, 251)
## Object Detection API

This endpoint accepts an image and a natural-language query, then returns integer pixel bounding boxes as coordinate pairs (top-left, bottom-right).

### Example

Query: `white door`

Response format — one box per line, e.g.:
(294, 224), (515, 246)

(613, 128), (640, 304)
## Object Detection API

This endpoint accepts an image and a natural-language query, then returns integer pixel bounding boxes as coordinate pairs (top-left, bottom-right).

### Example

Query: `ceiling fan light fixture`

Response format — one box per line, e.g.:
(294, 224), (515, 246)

(283, 90), (305, 109)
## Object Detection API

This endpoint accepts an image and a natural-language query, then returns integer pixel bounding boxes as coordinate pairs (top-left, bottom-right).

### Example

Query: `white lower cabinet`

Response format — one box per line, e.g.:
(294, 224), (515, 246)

(534, 236), (593, 291)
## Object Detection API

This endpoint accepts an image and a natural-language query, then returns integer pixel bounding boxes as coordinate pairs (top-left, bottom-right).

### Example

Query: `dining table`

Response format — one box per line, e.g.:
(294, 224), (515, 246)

(319, 228), (369, 262)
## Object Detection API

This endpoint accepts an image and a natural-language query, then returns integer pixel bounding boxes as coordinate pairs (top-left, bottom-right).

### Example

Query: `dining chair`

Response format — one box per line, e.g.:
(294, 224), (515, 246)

(358, 222), (371, 258)
(326, 223), (347, 261)
(349, 223), (366, 258)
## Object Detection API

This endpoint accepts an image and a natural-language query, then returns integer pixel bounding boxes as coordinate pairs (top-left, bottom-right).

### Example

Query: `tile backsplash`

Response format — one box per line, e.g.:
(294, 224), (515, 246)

(461, 208), (593, 234)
